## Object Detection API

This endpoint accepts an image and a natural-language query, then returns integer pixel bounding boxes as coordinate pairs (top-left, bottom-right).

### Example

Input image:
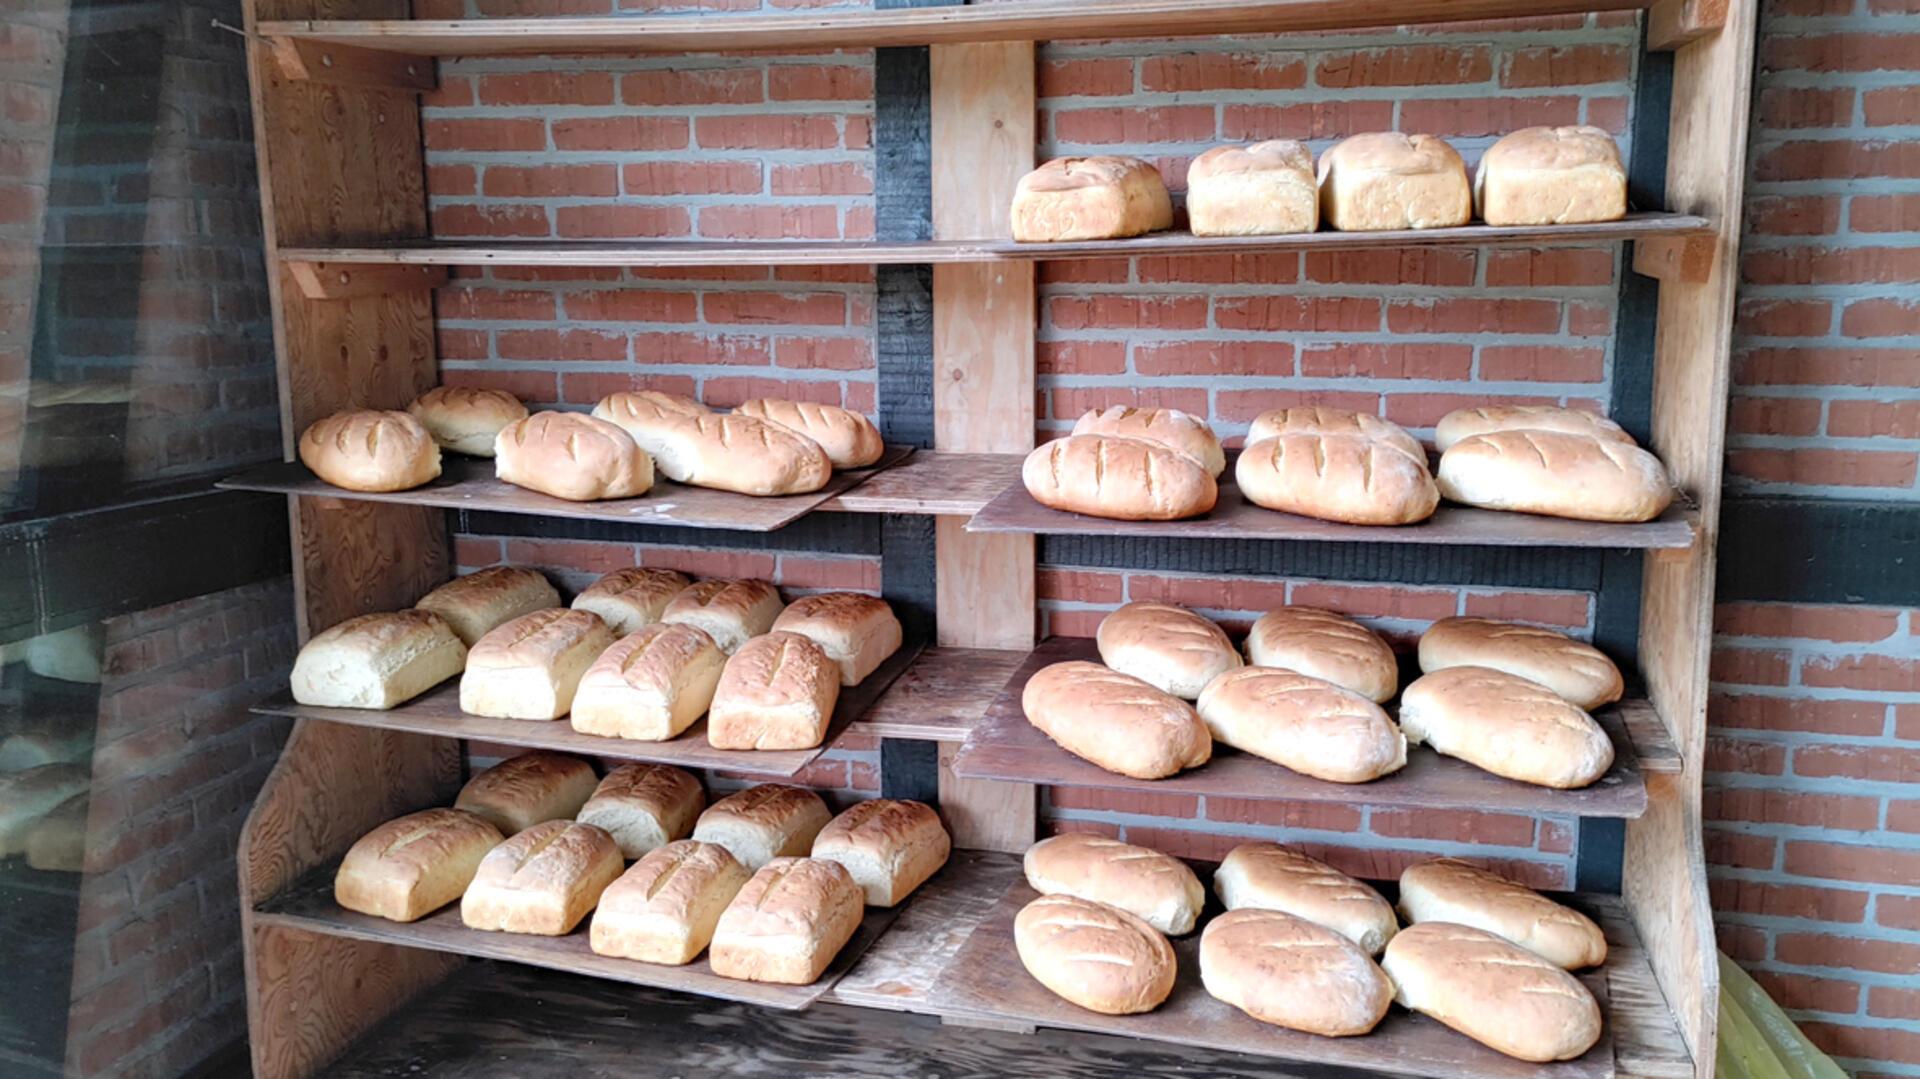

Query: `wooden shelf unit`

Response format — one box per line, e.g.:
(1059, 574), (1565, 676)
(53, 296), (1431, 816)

(236, 1), (1757, 1077)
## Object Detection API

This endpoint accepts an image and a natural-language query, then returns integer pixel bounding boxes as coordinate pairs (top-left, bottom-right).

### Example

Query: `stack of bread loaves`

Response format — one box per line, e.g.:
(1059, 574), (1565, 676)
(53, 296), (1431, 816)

(1237, 406), (1437, 526)
(1021, 406), (1222, 521)
(1435, 404), (1674, 522)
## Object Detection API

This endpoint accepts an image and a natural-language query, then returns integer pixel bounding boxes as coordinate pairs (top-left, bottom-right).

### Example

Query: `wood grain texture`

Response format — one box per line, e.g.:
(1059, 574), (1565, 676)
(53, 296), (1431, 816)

(1630, 235), (1715, 284)
(827, 848), (1025, 1012)
(269, 37), (437, 92)
(848, 646), (1025, 741)
(820, 452), (1024, 516)
(287, 260), (448, 299)
(1646, 0), (1730, 50)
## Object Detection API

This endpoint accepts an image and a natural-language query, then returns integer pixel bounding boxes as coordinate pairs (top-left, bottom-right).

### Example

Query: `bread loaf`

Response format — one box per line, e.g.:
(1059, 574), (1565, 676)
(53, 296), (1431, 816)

(1186, 140), (1317, 237)
(1399, 858), (1606, 969)
(1399, 666), (1614, 788)
(1021, 661), (1211, 779)
(709, 857), (865, 985)
(1214, 842), (1397, 954)
(1419, 617), (1624, 710)
(1243, 606), (1398, 703)
(770, 592), (902, 686)
(1071, 405), (1225, 477)
(691, 784), (832, 870)
(1434, 404), (1634, 452)
(811, 799), (950, 907)
(1247, 406), (1425, 464)
(415, 566), (561, 646)
(1014, 894), (1175, 1015)
(494, 411), (653, 502)
(298, 409), (442, 492)
(707, 632), (841, 751)
(602, 389), (708, 417)
(0, 764), (88, 856)
(1236, 433), (1438, 525)
(1437, 430), (1674, 523)
(575, 763), (705, 860)
(334, 808), (503, 922)
(291, 610), (467, 710)
(569, 567), (692, 636)
(1476, 125), (1627, 227)
(460, 608), (615, 721)
(1011, 156), (1172, 242)
(1095, 602), (1241, 699)
(593, 406), (830, 497)
(733, 399), (884, 469)
(1199, 909), (1393, 1036)
(22, 624), (102, 683)
(660, 578), (784, 655)
(1022, 435), (1217, 521)
(1382, 922), (1603, 1062)
(24, 793), (86, 872)
(589, 840), (751, 964)
(1319, 132), (1472, 231)
(460, 819), (624, 936)
(0, 730), (91, 772)
(589, 390), (708, 447)
(454, 751), (598, 835)
(569, 623), (726, 742)
(1022, 833), (1203, 935)
(1196, 667), (1407, 783)
(407, 386), (528, 456)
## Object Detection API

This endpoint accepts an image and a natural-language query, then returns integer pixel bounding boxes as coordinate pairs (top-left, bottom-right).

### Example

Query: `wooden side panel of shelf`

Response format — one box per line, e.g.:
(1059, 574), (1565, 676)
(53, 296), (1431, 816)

(237, 0), (458, 1076)
(929, 42), (1038, 854)
(1631, 0), (1757, 1074)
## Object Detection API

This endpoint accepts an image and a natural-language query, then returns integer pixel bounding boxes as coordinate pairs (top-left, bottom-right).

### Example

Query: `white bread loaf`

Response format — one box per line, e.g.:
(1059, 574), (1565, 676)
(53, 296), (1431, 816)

(660, 578), (785, 655)
(770, 592), (902, 686)
(415, 566), (561, 647)
(607, 389), (708, 417)
(1243, 606), (1398, 703)
(298, 409), (442, 492)
(1095, 601), (1242, 699)
(494, 411), (653, 502)
(709, 857), (866, 985)
(407, 386), (528, 457)
(1014, 894), (1176, 1014)
(1319, 132), (1472, 231)
(460, 608), (615, 721)
(589, 839), (751, 964)
(732, 399), (884, 470)
(1399, 858), (1606, 969)
(1214, 842), (1398, 955)
(1011, 156), (1172, 242)
(1476, 125), (1627, 227)
(707, 632), (841, 751)
(575, 763), (705, 860)
(692, 784), (832, 871)
(1382, 922), (1603, 1062)
(1071, 406), (1225, 477)
(1186, 140), (1317, 237)
(1419, 617), (1624, 710)
(592, 404), (830, 497)
(1022, 435), (1218, 521)
(1195, 667), (1407, 784)
(1021, 661), (1211, 780)
(333, 808), (503, 922)
(810, 799), (951, 907)
(454, 751), (598, 836)
(569, 623), (726, 742)
(1398, 666), (1615, 789)
(1437, 430), (1674, 523)
(1434, 404), (1634, 452)
(1247, 406), (1426, 464)
(290, 610), (467, 710)
(1022, 833), (1203, 936)
(569, 567), (692, 636)
(1236, 433), (1438, 526)
(1199, 908), (1393, 1036)
(460, 819), (624, 936)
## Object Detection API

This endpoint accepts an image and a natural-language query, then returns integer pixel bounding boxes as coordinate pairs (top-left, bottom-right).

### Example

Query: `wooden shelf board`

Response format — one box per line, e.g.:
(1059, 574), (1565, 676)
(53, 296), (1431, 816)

(820, 452), (1025, 517)
(845, 647), (1028, 743)
(255, 859), (901, 1012)
(279, 215), (1710, 271)
(951, 638), (1654, 818)
(252, 641), (923, 779)
(217, 446), (913, 533)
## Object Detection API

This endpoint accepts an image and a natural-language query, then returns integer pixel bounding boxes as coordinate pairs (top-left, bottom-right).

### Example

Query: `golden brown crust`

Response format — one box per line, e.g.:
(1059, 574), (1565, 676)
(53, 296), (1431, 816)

(692, 784), (833, 871)
(769, 592), (902, 686)
(334, 808), (504, 922)
(1236, 433), (1439, 525)
(454, 751), (599, 835)
(589, 840), (750, 964)
(1437, 429), (1674, 522)
(1196, 667), (1407, 783)
(1011, 156), (1173, 242)
(494, 411), (653, 502)
(290, 610), (468, 710)
(1186, 140), (1318, 237)
(415, 566), (561, 647)
(1021, 661), (1211, 779)
(459, 819), (625, 936)
(1399, 858), (1606, 969)
(1022, 435), (1218, 521)
(707, 631), (841, 751)
(1433, 405), (1634, 451)
(464, 608), (612, 671)
(298, 409), (442, 492)
(1319, 132), (1471, 231)
(1247, 406), (1425, 464)
(569, 568), (692, 636)
(1214, 842), (1398, 954)
(660, 578), (785, 655)
(709, 857), (866, 985)
(1243, 606), (1398, 703)
(732, 399), (884, 470)
(1095, 602), (1241, 699)
(1382, 922), (1603, 1062)
(1418, 616), (1624, 710)
(576, 762), (706, 859)
(1071, 406), (1225, 477)
(596, 407), (831, 496)
(1199, 908), (1393, 1036)
(1014, 893), (1176, 1014)
(1398, 666), (1615, 789)
(810, 799), (951, 907)
(1022, 833), (1203, 935)
(407, 386), (529, 456)
(1476, 125), (1626, 226)
(570, 622), (726, 741)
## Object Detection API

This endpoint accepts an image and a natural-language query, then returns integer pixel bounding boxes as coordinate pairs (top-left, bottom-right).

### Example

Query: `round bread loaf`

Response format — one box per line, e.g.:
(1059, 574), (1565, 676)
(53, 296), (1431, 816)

(1214, 842), (1397, 954)
(1247, 406), (1425, 464)
(1433, 404), (1634, 452)
(733, 398), (883, 470)
(1200, 908), (1393, 1036)
(1095, 601), (1241, 699)
(298, 409), (442, 492)
(1023, 833), (1203, 935)
(1196, 667), (1407, 783)
(494, 411), (653, 502)
(1398, 858), (1606, 970)
(1011, 156), (1173, 242)
(570, 567), (693, 637)
(1014, 894), (1176, 1015)
(1022, 435), (1217, 521)
(1021, 661), (1211, 779)
(407, 386), (528, 456)
(1398, 666), (1615, 789)
(1071, 405), (1225, 477)
(1318, 132), (1471, 232)
(1382, 922), (1603, 1062)
(1475, 125), (1627, 227)
(1437, 429), (1674, 522)
(1243, 606), (1398, 703)
(1186, 140), (1317, 237)
(1419, 616), (1623, 710)
(1236, 433), (1438, 526)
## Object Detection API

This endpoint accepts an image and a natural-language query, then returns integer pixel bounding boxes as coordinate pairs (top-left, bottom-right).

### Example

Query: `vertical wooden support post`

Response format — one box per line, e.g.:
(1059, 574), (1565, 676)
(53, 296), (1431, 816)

(929, 42), (1037, 853)
(237, 1), (460, 1077)
(1631, 1), (1756, 1073)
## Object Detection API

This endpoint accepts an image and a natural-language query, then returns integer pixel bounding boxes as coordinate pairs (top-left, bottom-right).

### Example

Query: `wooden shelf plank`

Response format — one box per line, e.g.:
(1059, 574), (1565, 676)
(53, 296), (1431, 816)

(251, 642), (922, 779)
(277, 214), (1712, 270)
(820, 453), (1025, 516)
(216, 446), (913, 533)
(951, 638), (1654, 819)
(258, 1), (1653, 57)
(256, 859), (902, 1012)
(845, 647), (1027, 742)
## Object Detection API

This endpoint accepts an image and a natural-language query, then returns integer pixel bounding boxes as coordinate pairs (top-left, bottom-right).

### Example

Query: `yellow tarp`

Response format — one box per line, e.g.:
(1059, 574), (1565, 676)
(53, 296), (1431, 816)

(1716, 953), (1849, 1079)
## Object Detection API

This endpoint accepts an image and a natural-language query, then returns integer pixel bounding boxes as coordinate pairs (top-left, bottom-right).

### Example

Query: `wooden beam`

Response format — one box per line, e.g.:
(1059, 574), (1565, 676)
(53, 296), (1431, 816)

(1631, 235), (1715, 283)
(269, 37), (435, 93)
(1646, 0), (1729, 51)
(287, 260), (448, 300)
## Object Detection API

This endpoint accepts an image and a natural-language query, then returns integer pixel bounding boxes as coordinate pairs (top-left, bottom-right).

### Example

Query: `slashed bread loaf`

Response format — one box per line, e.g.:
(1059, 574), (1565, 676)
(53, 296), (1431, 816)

(1023, 833), (1203, 936)
(1319, 132), (1472, 231)
(770, 592), (902, 686)
(575, 762), (705, 860)
(1214, 842), (1398, 955)
(1437, 429), (1674, 522)
(1096, 601), (1242, 699)
(1248, 406), (1425, 464)
(454, 751), (598, 836)
(660, 578), (784, 655)
(1186, 140), (1317, 237)
(1011, 156), (1173, 242)
(298, 409), (442, 492)
(589, 839), (751, 964)
(460, 608), (615, 721)
(1476, 125), (1627, 227)
(407, 386), (528, 457)
(494, 411), (653, 502)
(569, 567), (692, 637)
(569, 623), (726, 742)
(707, 631), (841, 751)
(811, 798), (951, 907)
(1434, 404), (1634, 452)
(1196, 667), (1408, 783)
(692, 784), (832, 871)
(733, 399), (884, 470)
(1398, 666), (1615, 788)
(1419, 616), (1624, 710)
(460, 819), (624, 936)
(1382, 922), (1603, 1062)
(1398, 858), (1606, 970)
(290, 610), (467, 710)
(415, 566), (561, 647)
(709, 857), (866, 985)
(1071, 405), (1225, 477)
(334, 808), (503, 923)
(1014, 893), (1176, 1015)
(1243, 606), (1398, 703)
(1236, 432), (1438, 526)
(593, 403), (830, 496)
(1200, 908), (1393, 1036)
(1022, 435), (1218, 521)
(1021, 661), (1211, 779)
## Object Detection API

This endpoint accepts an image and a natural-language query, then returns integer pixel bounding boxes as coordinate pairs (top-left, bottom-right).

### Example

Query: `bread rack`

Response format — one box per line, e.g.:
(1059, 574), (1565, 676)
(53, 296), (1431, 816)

(231, 1), (1753, 1076)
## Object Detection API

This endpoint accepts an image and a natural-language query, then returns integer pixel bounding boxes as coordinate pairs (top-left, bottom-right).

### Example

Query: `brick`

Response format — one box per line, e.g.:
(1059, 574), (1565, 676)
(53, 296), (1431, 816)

(1751, 971), (1861, 1016)
(496, 328), (629, 362)
(1829, 401), (1920, 438)
(1715, 602), (1901, 643)
(1289, 582), (1455, 622)
(1745, 246), (1920, 287)
(1785, 841), (1920, 887)
(702, 377), (844, 409)
(552, 116), (690, 152)
(1870, 987), (1920, 1022)
(1879, 894), (1920, 932)
(481, 164), (618, 199)
(636, 547), (776, 580)
(1793, 743), (1920, 782)
(1757, 86), (1855, 129)
(1399, 95), (1582, 137)
(770, 162), (872, 196)
(694, 115), (844, 150)
(1757, 140), (1920, 183)
(1049, 385), (1207, 420)
(1889, 800), (1920, 833)
(1138, 252), (1298, 284)
(1139, 53), (1306, 92)
(1801, 654), (1920, 692)
(1706, 878), (1869, 922)
(1747, 195), (1843, 236)
(1038, 340), (1127, 376)
(1388, 298), (1561, 335)
(1865, 86), (1920, 127)
(436, 287), (555, 322)
(1125, 573), (1288, 613)
(1715, 922), (1769, 963)
(632, 331), (770, 366)
(621, 68), (763, 106)
(1777, 934), (1920, 976)
(444, 368), (557, 402)
(1737, 298), (1833, 337)
(1300, 343), (1472, 380)
(1763, 33), (1920, 74)
(554, 204), (691, 239)
(1221, 100), (1395, 141)
(1049, 787), (1199, 818)
(1215, 295), (1380, 333)
(424, 118), (546, 152)
(1703, 788), (1882, 831)
(1730, 448), (1919, 488)
(1383, 392), (1554, 428)
(1735, 347), (1920, 387)
(1843, 299), (1920, 337)
(1052, 106), (1215, 145)
(1046, 609), (1105, 638)
(1316, 46), (1492, 87)
(1042, 259), (1130, 285)
(1135, 341), (1292, 377)
(1479, 345), (1605, 383)
(477, 72), (615, 106)
(1039, 58), (1134, 98)
(1710, 693), (1887, 737)
(1705, 736), (1787, 776)
(622, 161), (762, 196)
(1369, 808), (1534, 847)
(1726, 396), (1821, 438)
(1050, 295), (1207, 331)
(703, 291), (845, 327)
(1037, 568), (1124, 604)
(1484, 248), (1615, 288)
(1304, 249), (1475, 287)
(774, 337), (871, 371)
(1502, 44), (1631, 87)
(775, 556), (881, 591)
(563, 290), (698, 323)
(698, 204), (842, 240)
(768, 65), (872, 102)
(426, 164), (476, 195)
(1202, 798), (1363, 832)
(1460, 591), (1590, 628)
(1704, 827), (1777, 870)
(1118, 827), (1246, 862)
(455, 536), (505, 568)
